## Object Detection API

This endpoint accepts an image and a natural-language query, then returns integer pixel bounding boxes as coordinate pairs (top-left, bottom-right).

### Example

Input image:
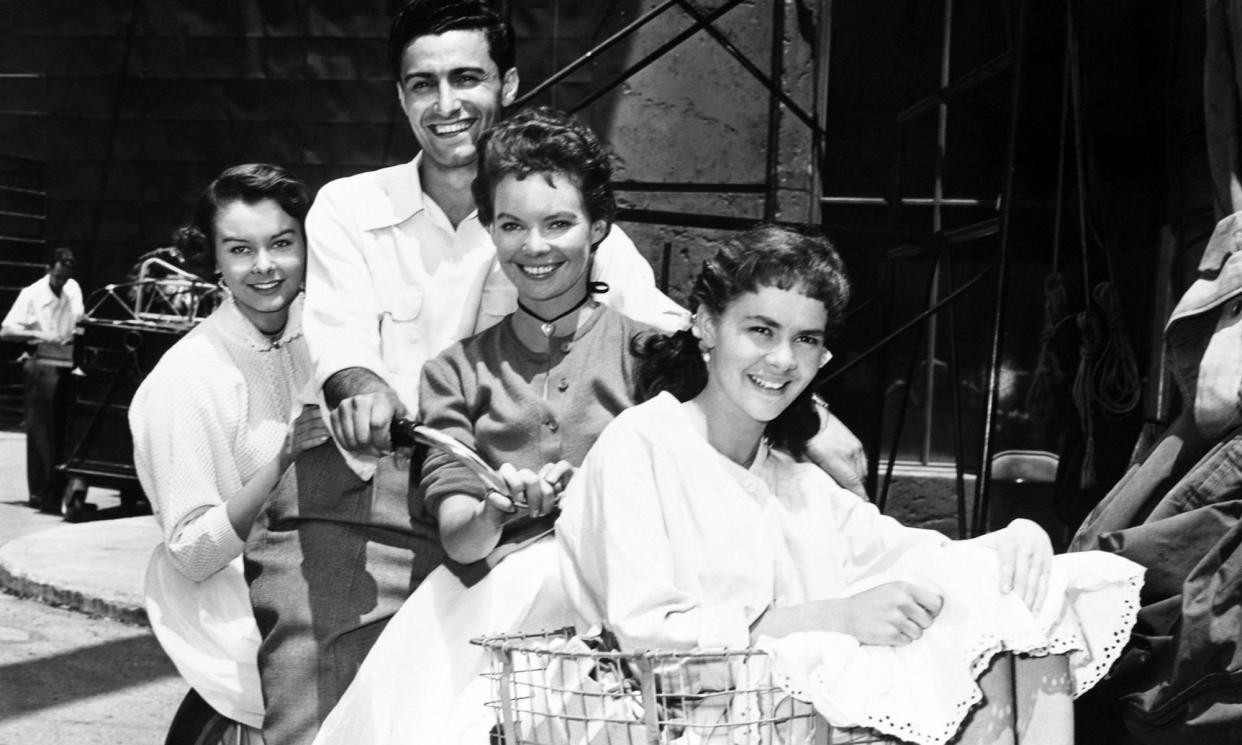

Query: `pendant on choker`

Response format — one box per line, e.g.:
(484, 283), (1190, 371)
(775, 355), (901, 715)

(519, 292), (592, 340)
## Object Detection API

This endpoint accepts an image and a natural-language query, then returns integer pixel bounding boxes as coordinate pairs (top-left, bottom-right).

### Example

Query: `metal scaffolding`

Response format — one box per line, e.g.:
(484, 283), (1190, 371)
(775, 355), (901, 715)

(513, 0), (1035, 537)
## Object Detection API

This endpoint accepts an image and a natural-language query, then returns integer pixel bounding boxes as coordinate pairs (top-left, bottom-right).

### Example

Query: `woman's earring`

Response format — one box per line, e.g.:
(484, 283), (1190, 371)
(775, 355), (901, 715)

(701, 345), (713, 365)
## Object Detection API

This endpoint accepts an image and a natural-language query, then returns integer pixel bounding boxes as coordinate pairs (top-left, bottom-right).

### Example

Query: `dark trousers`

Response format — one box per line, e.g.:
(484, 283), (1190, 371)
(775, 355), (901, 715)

(23, 358), (68, 502)
(245, 442), (444, 745)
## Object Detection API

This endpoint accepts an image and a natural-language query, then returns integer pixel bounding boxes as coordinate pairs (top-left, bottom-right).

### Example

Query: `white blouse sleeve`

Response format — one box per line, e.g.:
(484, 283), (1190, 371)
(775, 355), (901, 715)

(129, 353), (246, 582)
(790, 465), (948, 585)
(558, 424), (756, 651)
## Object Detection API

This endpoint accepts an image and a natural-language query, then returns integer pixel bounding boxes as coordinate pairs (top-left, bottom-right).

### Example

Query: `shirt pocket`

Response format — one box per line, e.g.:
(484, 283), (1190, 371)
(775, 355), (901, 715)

(380, 289), (425, 375)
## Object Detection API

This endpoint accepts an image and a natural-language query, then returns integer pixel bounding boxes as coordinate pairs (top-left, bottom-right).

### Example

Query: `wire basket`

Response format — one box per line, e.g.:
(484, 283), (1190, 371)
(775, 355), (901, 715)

(474, 629), (893, 745)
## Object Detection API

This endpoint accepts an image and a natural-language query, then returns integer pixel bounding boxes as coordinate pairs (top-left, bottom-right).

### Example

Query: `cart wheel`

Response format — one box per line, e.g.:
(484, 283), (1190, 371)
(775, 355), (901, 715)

(60, 477), (93, 523)
(165, 689), (253, 745)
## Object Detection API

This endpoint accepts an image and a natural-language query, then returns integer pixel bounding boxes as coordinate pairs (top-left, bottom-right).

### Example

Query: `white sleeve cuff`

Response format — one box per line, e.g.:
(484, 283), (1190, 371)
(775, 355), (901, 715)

(166, 503), (245, 582)
(696, 601), (756, 649)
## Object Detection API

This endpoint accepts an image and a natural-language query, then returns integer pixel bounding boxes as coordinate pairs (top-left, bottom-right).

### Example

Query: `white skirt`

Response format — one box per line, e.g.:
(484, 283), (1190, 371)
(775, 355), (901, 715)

(759, 544), (1143, 745)
(312, 535), (572, 745)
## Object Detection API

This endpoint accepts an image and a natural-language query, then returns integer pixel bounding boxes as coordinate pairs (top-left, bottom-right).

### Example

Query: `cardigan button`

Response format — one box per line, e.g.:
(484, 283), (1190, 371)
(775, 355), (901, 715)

(545, 418), (559, 432)
(556, 378), (569, 392)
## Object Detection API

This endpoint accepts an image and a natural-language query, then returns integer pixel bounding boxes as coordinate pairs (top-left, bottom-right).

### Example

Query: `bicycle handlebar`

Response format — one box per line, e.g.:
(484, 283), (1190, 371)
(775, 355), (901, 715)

(389, 417), (509, 496)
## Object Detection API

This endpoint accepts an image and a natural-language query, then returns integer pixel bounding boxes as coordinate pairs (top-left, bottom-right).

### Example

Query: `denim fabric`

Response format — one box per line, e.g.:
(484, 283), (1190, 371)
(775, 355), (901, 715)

(245, 442), (444, 745)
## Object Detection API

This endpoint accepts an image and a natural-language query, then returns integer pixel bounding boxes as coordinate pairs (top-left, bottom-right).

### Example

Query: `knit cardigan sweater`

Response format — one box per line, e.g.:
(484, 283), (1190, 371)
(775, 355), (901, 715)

(130, 295), (312, 581)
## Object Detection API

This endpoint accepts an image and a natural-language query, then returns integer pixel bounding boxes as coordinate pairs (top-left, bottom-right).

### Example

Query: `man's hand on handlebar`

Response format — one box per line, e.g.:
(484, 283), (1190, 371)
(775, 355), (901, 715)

(324, 368), (407, 457)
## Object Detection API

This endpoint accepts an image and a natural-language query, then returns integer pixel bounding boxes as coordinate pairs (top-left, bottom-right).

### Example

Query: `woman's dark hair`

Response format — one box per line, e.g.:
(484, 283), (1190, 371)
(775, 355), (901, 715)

(633, 225), (851, 457)
(175, 163), (310, 269)
(388, 0), (515, 81)
(471, 107), (615, 239)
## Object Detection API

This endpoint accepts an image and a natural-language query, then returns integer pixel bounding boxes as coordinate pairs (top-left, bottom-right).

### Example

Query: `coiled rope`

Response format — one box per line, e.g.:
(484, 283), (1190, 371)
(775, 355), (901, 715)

(1027, 4), (1141, 491)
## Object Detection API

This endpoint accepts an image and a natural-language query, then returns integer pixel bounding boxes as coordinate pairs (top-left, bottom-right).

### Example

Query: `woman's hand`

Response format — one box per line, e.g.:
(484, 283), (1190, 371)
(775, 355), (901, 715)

(752, 581), (943, 646)
(279, 404), (331, 471)
(837, 581), (943, 646)
(980, 518), (1052, 612)
(488, 461), (576, 519)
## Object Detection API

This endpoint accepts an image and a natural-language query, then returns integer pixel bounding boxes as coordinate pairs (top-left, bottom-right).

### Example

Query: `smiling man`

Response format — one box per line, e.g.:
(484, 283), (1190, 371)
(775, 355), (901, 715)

(243, 2), (687, 744)
(303, 1), (687, 458)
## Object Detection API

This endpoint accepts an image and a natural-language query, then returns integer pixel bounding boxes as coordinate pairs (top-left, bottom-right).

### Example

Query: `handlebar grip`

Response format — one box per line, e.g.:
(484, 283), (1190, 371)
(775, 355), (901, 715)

(390, 417), (419, 449)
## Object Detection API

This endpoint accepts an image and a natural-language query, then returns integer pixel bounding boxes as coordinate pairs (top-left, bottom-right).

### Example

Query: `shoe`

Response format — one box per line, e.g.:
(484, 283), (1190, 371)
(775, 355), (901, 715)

(63, 500), (96, 523)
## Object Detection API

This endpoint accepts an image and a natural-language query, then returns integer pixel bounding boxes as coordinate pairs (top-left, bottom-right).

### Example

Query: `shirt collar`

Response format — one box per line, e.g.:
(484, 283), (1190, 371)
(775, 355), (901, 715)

(31, 275), (69, 307)
(357, 153), (481, 232)
(355, 154), (426, 231)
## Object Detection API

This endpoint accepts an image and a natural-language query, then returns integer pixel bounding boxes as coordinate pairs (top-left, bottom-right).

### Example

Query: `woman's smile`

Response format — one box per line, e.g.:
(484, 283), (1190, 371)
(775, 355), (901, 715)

(746, 372), (792, 394)
(490, 171), (606, 319)
(248, 278), (286, 293)
(213, 198), (306, 335)
(516, 262), (563, 279)
(693, 285), (830, 457)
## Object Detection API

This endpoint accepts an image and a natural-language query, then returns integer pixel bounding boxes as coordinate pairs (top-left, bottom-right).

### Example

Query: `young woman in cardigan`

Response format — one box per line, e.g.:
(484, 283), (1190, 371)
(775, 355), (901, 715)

(311, 107), (660, 745)
(131, 164), (328, 731)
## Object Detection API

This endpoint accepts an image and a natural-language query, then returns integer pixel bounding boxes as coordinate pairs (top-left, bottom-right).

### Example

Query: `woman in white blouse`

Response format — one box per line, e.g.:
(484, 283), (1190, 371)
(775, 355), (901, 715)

(130, 163), (328, 731)
(557, 226), (1144, 745)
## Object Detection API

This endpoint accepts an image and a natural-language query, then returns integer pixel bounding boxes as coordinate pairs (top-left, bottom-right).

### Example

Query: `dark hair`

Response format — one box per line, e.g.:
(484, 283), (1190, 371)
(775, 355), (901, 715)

(176, 163), (310, 266)
(471, 107), (615, 238)
(388, 0), (515, 81)
(47, 246), (75, 267)
(633, 225), (851, 457)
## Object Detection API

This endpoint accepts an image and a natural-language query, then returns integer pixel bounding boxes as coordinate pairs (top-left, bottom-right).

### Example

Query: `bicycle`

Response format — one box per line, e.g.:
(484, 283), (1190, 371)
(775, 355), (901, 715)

(154, 418), (500, 745)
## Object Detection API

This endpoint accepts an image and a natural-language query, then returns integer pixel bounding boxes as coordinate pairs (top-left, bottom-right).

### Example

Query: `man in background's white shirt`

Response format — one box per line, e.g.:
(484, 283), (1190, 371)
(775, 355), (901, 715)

(1, 246), (84, 508)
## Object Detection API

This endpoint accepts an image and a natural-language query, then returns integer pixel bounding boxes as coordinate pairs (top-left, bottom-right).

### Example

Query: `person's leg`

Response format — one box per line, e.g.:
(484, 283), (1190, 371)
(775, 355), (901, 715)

(22, 360), (59, 505)
(955, 653), (1017, 745)
(1012, 654), (1073, 745)
(246, 443), (444, 745)
(953, 653), (1074, 745)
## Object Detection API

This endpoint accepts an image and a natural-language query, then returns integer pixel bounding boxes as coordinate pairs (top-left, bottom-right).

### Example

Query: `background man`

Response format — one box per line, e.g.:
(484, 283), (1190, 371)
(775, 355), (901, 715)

(1, 246), (83, 511)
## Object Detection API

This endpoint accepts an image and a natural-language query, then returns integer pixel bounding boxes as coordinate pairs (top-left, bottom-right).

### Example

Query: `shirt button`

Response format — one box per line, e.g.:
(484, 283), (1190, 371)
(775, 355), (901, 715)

(546, 419), (559, 432)
(557, 378), (569, 392)
(560, 342), (573, 353)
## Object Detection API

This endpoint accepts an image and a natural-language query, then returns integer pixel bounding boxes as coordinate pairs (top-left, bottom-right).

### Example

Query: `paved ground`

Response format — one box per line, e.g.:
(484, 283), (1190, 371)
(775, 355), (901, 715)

(0, 430), (160, 624)
(0, 592), (183, 745)
(0, 430), (185, 744)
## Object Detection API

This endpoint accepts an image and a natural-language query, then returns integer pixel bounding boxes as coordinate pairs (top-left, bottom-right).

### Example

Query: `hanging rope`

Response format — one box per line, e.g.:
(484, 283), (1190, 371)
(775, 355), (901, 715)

(1026, 273), (1071, 422)
(1033, 1), (1142, 492)
(1072, 309), (1103, 490)
(1026, 18), (1076, 424)
(1090, 281), (1142, 417)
